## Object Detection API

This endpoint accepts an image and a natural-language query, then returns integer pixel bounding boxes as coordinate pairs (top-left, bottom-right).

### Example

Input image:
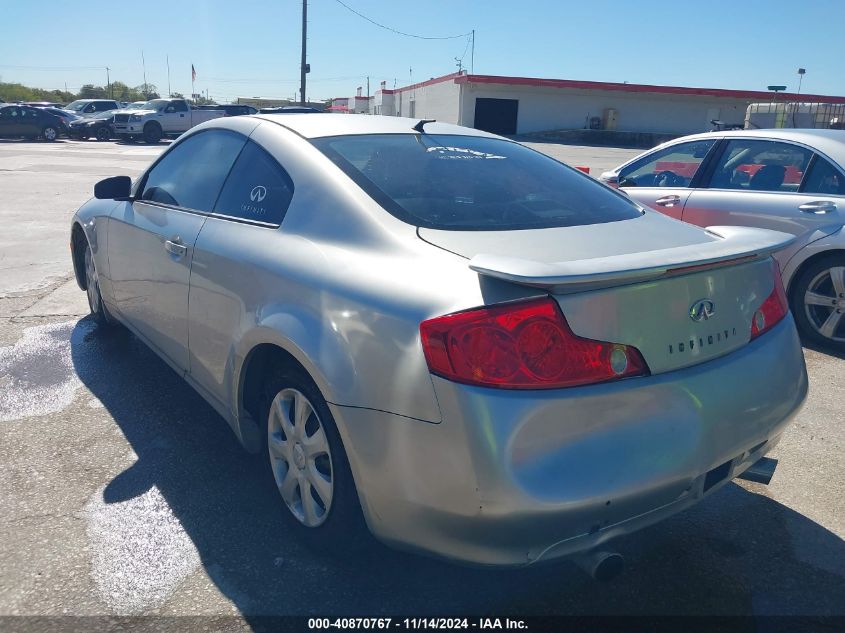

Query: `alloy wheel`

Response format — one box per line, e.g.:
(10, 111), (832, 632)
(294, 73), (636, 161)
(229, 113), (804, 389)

(84, 246), (101, 315)
(804, 265), (845, 343)
(268, 388), (334, 527)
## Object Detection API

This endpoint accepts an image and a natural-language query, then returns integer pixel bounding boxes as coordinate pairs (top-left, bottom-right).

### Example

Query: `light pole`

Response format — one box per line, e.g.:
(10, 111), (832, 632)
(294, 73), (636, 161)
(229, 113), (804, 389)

(300, 0), (308, 106)
(797, 68), (806, 95)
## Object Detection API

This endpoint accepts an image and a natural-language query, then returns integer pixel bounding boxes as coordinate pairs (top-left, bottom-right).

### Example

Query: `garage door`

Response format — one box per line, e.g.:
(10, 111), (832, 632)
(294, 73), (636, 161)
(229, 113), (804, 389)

(474, 98), (519, 135)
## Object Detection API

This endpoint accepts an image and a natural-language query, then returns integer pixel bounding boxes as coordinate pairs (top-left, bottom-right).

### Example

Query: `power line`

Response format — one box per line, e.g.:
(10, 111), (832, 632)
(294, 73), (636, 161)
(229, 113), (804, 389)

(331, 0), (471, 40)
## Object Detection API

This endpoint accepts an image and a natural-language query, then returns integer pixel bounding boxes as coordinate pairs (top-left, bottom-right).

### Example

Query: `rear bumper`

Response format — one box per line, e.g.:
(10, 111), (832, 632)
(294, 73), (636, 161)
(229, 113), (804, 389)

(333, 316), (807, 566)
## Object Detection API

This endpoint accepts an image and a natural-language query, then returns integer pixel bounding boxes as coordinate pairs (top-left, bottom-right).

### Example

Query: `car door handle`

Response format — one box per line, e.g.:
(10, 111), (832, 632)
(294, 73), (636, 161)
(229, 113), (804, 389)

(655, 195), (681, 207)
(165, 238), (187, 257)
(799, 201), (837, 214)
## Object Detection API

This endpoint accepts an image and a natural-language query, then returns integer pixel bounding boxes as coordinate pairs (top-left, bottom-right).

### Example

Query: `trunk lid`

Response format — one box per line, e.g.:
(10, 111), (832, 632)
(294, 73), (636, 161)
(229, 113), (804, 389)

(420, 212), (794, 374)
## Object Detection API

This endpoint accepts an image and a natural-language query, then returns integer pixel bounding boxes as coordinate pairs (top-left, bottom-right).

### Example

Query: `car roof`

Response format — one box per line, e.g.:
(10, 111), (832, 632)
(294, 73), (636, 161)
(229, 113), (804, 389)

(672, 128), (845, 164)
(253, 113), (501, 140)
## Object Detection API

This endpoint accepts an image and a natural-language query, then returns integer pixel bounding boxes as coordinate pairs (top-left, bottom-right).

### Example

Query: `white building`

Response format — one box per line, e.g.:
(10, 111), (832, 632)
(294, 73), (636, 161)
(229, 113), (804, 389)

(335, 71), (845, 136)
(330, 87), (372, 114)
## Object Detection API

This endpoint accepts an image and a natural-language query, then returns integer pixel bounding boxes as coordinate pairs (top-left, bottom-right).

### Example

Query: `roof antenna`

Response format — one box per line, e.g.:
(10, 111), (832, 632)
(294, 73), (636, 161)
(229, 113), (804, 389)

(413, 118), (436, 133)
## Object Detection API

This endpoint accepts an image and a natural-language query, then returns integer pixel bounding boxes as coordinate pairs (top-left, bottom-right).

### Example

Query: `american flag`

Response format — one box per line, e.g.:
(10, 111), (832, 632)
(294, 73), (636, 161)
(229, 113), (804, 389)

(191, 64), (197, 82)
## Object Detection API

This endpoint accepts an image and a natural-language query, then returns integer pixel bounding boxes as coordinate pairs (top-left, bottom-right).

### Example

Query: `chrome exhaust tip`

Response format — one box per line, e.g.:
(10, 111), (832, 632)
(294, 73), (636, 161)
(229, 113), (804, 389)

(574, 550), (625, 582)
(737, 456), (778, 485)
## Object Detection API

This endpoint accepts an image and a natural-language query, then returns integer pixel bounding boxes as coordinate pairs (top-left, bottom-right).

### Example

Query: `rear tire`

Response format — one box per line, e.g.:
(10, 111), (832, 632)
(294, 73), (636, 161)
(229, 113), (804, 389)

(789, 255), (845, 350)
(41, 125), (58, 142)
(260, 366), (367, 549)
(96, 126), (111, 141)
(143, 122), (162, 144)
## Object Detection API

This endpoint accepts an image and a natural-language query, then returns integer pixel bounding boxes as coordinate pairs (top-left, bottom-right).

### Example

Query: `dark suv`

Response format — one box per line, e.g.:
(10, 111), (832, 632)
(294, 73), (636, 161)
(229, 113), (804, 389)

(0, 104), (67, 141)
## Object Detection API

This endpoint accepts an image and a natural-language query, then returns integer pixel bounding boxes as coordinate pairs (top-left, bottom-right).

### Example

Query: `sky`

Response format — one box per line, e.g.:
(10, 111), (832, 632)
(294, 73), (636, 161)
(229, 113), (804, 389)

(1, 0), (844, 102)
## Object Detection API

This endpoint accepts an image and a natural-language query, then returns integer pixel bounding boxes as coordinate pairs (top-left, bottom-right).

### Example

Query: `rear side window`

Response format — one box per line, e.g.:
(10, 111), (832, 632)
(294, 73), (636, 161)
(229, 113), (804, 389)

(706, 139), (813, 192)
(802, 156), (845, 195)
(214, 141), (294, 226)
(313, 134), (641, 230)
(140, 130), (246, 212)
(618, 140), (716, 187)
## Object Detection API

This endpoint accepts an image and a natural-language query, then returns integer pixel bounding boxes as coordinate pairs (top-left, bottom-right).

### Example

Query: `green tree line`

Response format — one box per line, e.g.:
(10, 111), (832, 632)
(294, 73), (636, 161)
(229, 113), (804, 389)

(0, 80), (210, 104)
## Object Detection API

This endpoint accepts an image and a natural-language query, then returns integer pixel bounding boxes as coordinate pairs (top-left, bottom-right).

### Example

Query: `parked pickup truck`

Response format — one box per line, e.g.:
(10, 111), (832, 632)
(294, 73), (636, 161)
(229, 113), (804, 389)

(112, 98), (225, 143)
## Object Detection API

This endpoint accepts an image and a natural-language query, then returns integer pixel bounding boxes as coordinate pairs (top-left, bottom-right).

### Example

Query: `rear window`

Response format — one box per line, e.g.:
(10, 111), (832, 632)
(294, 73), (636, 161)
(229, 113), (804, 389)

(312, 134), (642, 230)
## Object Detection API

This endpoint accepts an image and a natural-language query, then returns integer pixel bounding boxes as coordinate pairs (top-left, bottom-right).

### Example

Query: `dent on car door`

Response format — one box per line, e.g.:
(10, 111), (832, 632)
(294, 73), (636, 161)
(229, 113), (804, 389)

(107, 129), (247, 370)
(681, 139), (841, 263)
(618, 139), (717, 220)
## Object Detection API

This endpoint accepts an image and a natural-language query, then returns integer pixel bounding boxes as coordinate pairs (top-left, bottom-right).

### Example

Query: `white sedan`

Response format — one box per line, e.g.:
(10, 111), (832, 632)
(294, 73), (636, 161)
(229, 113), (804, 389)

(601, 129), (845, 350)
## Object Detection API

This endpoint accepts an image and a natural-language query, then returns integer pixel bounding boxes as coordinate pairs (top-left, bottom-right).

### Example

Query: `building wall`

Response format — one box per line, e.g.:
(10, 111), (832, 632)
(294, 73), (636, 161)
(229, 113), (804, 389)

(395, 79), (462, 123)
(458, 83), (752, 134)
(371, 90), (394, 116)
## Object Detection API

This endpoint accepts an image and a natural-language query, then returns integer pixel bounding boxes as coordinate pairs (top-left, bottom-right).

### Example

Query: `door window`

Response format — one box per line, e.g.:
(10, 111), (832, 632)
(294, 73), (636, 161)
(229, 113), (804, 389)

(213, 141), (294, 226)
(802, 156), (845, 195)
(618, 140), (716, 187)
(140, 130), (247, 212)
(705, 139), (812, 192)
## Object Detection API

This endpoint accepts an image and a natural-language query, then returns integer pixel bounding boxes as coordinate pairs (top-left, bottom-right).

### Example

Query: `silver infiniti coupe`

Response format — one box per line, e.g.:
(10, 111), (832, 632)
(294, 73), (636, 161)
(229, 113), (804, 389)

(70, 114), (808, 567)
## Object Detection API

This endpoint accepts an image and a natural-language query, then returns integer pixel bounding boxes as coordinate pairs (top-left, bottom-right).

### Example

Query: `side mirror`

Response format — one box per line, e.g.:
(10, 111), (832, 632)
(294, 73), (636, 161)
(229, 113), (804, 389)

(94, 176), (132, 200)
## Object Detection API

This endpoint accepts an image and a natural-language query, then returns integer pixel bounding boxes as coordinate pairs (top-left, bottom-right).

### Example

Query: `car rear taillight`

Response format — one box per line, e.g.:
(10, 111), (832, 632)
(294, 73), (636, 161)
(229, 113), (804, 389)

(750, 260), (789, 340)
(420, 297), (649, 389)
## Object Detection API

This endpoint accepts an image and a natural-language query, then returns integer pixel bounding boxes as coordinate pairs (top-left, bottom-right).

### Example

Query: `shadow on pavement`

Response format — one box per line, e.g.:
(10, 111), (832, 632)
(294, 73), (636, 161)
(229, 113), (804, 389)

(71, 317), (845, 619)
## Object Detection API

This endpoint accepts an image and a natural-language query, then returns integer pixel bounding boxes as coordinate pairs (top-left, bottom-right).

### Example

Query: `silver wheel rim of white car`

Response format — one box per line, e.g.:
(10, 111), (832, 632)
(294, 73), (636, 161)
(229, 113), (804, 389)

(43, 127), (57, 141)
(268, 388), (334, 527)
(84, 246), (101, 315)
(804, 265), (845, 343)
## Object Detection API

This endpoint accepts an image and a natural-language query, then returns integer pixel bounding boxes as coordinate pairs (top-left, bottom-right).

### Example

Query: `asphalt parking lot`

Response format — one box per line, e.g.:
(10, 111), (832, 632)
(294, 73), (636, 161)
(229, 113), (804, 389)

(0, 137), (843, 622)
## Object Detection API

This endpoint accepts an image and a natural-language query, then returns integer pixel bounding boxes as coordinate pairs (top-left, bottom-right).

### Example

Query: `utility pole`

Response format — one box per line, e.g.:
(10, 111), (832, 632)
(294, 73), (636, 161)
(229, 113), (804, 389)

(141, 50), (148, 97)
(105, 67), (111, 98)
(471, 30), (475, 74)
(367, 76), (370, 98)
(300, 0), (307, 106)
(167, 55), (172, 97)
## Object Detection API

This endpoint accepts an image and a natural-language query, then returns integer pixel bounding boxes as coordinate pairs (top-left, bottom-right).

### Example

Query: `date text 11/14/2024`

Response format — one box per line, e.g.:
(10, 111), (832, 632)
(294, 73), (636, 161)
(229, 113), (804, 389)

(307, 618), (528, 630)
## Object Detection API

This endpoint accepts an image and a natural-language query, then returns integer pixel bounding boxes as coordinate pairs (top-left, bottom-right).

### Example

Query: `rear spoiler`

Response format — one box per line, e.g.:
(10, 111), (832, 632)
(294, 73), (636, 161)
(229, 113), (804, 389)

(469, 226), (795, 292)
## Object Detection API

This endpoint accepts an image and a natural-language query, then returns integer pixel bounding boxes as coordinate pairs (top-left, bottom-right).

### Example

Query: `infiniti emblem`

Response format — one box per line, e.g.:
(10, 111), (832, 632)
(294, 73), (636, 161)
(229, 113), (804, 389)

(689, 299), (716, 322)
(250, 185), (267, 203)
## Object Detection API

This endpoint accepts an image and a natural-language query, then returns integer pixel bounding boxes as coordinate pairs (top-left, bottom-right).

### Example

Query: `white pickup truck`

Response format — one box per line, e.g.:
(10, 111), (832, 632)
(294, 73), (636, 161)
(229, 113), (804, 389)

(112, 98), (225, 143)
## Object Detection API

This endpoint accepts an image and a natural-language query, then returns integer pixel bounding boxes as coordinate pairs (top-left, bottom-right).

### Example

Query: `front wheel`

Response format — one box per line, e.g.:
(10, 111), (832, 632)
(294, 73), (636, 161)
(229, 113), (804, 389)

(41, 125), (58, 142)
(143, 123), (162, 144)
(790, 256), (845, 349)
(95, 126), (111, 141)
(84, 243), (115, 326)
(262, 368), (366, 545)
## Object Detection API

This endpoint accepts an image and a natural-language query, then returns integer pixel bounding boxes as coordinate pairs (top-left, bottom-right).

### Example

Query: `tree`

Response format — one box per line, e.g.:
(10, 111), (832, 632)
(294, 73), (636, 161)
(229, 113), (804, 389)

(78, 84), (107, 99)
(0, 81), (74, 104)
(134, 84), (159, 100)
(170, 92), (184, 98)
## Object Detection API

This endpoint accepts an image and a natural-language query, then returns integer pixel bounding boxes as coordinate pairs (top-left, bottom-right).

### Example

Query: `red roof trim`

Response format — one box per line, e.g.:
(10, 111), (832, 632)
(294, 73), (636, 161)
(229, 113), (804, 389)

(389, 71), (464, 95)
(453, 74), (845, 103)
